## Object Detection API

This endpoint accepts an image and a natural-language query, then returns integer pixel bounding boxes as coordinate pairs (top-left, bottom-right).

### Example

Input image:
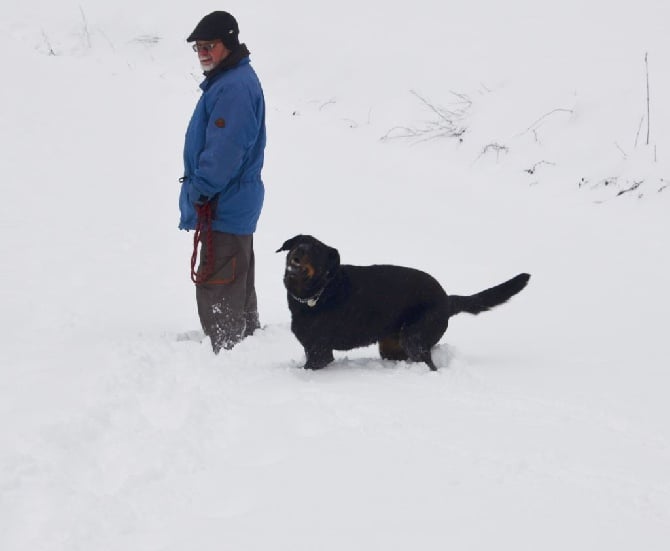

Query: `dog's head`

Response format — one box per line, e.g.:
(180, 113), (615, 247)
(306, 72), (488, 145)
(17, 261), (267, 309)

(276, 235), (340, 300)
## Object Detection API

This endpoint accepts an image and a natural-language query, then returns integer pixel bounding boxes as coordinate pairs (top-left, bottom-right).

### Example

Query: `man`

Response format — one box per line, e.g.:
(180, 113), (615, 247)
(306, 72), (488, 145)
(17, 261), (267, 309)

(179, 11), (266, 353)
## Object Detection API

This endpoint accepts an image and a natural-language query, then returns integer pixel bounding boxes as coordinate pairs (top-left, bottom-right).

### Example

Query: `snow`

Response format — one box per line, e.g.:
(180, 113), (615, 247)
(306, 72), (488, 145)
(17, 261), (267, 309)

(2, 0), (670, 549)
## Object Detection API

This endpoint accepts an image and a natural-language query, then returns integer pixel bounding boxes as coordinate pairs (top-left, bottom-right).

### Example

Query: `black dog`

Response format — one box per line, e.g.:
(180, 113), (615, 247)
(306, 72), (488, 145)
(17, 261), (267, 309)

(277, 235), (530, 371)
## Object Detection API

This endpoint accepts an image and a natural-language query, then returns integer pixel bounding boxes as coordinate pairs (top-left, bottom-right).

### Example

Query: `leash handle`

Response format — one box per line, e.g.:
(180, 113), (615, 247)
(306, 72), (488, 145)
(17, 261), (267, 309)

(190, 203), (214, 284)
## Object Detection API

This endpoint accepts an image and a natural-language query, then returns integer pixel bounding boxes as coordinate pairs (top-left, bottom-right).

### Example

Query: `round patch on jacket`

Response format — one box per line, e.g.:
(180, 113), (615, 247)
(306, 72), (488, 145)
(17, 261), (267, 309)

(214, 118), (226, 128)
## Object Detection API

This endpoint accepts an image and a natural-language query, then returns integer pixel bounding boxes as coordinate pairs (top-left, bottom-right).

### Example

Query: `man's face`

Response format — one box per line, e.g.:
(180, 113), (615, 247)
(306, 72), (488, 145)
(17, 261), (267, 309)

(194, 40), (231, 72)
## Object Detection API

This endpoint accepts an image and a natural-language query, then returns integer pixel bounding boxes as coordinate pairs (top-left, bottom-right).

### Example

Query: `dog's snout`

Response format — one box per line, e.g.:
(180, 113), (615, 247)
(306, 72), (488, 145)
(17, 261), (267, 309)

(285, 256), (303, 278)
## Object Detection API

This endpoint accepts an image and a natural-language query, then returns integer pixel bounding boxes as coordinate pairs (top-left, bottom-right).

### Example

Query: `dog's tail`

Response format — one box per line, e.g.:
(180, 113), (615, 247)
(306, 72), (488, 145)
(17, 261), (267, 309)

(448, 273), (530, 317)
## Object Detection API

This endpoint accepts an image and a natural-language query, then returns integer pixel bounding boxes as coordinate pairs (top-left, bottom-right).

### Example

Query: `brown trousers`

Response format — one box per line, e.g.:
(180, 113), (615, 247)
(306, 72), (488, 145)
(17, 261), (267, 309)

(195, 231), (259, 353)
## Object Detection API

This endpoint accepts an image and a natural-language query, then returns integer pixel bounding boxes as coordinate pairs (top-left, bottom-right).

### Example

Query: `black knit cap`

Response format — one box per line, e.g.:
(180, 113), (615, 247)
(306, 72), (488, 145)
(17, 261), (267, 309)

(187, 11), (240, 50)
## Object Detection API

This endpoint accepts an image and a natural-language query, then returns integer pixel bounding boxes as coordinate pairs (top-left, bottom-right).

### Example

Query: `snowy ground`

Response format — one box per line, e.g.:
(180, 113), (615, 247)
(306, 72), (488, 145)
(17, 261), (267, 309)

(1, 1), (670, 549)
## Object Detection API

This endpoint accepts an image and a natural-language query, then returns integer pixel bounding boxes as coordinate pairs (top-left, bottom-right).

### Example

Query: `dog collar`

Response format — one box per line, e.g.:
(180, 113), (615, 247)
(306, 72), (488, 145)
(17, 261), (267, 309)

(290, 290), (323, 307)
(289, 273), (330, 307)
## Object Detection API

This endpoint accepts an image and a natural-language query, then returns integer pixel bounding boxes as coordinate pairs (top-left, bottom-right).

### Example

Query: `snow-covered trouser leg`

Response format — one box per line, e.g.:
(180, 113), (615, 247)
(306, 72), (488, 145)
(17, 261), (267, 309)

(195, 231), (259, 353)
(242, 242), (260, 338)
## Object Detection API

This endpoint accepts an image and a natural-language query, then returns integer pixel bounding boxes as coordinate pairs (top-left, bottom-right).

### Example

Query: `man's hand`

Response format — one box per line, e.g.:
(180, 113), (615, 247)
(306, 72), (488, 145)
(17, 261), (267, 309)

(188, 185), (210, 207)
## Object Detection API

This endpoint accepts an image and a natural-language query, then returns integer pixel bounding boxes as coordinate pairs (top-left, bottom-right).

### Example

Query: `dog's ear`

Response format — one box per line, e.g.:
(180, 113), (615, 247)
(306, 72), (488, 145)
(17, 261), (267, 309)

(276, 236), (300, 253)
(276, 234), (315, 253)
(326, 246), (340, 272)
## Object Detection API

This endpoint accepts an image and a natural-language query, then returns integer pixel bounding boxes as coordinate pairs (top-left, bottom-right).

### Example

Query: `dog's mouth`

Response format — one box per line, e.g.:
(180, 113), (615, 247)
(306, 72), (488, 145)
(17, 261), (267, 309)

(284, 255), (315, 279)
(285, 265), (312, 280)
(283, 265), (302, 280)
(283, 254), (319, 295)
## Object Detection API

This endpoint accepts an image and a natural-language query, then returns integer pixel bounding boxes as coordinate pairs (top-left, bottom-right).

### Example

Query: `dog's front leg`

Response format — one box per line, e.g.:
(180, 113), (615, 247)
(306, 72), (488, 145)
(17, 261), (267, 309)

(303, 345), (334, 370)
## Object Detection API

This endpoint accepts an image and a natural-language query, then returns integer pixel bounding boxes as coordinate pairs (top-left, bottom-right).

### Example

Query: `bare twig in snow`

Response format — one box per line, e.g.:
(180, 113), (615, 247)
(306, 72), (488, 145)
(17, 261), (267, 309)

(79, 6), (92, 50)
(381, 90), (470, 142)
(614, 142), (628, 160)
(381, 126), (427, 140)
(134, 35), (161, 46)
(319, 98), (336, 110)
(410, 90), (471, 126)
(515, 108), (573, 139)
(617, 180), (643, 197)
(525, 160), (556, 175)
(341, 108), (373, 129)
(41, 30), (56, 55)
(99, 29), (116, 51)
(645, 52), (651, 146)
(634, 116), (644, 148)
(448, 90), (473, 107)
(474, 143), (509, 163)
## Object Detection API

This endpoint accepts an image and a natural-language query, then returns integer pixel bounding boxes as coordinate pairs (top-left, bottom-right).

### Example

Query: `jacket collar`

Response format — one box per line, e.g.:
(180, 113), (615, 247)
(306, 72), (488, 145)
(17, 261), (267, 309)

(200, 43), (251, 89)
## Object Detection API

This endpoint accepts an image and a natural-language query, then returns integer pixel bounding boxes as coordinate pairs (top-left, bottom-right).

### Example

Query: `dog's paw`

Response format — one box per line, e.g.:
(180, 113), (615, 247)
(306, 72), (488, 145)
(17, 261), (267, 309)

(303, 349), (335, 370)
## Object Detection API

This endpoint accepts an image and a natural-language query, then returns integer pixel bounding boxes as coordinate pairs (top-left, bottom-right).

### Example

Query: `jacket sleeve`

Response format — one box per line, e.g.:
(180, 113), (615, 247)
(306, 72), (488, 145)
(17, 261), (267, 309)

(189, 81), (260, 202)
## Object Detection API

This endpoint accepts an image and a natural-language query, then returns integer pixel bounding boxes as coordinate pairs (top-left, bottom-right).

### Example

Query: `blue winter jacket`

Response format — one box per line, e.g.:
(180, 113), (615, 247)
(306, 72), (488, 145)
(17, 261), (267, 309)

(179, 55), (266, 235)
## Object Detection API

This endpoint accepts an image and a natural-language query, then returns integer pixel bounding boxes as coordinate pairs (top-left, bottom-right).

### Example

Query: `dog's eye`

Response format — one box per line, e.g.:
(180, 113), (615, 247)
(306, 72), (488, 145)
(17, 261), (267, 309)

(290, 257), (301, 266)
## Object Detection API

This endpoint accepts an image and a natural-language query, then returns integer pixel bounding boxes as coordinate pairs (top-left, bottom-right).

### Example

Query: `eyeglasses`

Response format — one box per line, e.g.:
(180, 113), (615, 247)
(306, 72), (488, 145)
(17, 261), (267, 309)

(192, 41), (221, 53)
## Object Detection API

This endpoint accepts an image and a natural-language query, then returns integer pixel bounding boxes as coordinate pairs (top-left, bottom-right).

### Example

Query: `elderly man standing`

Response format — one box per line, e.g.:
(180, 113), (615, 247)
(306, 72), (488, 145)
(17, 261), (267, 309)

(179, 11), (266, 353)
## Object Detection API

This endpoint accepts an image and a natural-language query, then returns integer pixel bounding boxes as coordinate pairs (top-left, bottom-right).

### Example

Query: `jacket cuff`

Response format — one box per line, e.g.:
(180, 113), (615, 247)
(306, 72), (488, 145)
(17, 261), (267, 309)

(188, 185), (209, 206)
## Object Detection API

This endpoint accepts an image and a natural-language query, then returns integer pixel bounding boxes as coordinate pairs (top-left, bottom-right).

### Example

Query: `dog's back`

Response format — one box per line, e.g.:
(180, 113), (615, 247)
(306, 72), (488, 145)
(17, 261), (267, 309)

(343, 264), (447, 308)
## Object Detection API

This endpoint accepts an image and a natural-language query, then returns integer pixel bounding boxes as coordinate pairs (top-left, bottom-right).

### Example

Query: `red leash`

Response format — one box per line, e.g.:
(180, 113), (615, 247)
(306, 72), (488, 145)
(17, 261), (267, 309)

(191, 203), (214, 284)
